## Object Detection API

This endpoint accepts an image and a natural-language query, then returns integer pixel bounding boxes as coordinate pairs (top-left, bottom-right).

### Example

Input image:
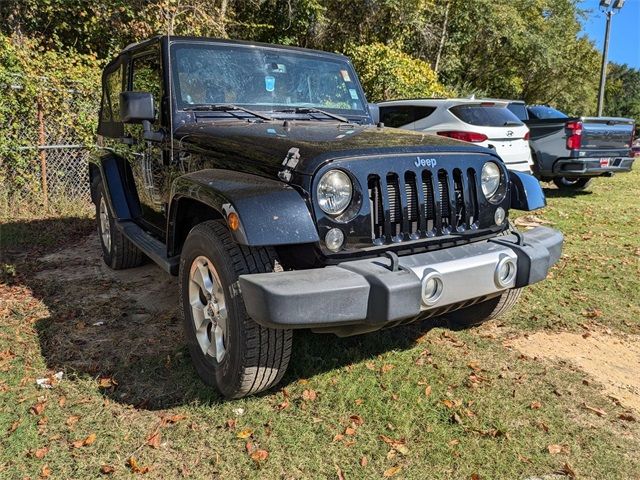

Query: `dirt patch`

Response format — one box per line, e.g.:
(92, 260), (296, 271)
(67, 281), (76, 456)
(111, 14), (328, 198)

(511, 330), (640, 414)
(30, 235), (190, 408)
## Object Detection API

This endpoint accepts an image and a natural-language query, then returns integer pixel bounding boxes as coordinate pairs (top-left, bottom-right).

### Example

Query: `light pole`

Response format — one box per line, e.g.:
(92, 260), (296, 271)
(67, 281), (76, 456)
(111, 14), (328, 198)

(596, 0), (625, 116)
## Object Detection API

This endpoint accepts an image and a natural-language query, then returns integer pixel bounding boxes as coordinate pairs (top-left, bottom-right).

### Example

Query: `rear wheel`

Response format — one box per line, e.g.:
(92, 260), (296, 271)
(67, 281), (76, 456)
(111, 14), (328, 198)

(179, 220), (292, 399)
(95, 182), (144, 270)
(553, 176), (592, 191)
(446, 288), (522, 329)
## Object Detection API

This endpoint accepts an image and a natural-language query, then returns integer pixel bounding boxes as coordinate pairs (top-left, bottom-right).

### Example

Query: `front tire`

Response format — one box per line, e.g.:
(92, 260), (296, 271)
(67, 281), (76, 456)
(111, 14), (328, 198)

(95, 182), (144, 270)
(552, 176), (592, 191)
(179, 220), (292, 399)
(446, 288), (522, 329)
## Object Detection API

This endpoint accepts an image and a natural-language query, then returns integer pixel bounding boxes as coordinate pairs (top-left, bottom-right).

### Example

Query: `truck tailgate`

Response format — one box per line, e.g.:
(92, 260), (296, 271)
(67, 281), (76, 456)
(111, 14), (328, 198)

(580, 117), (635, 151)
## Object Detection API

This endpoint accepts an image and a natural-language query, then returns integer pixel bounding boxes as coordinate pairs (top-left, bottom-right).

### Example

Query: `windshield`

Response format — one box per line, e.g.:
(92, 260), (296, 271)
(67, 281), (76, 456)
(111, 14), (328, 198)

(527, 105), (568, 119)
(171, 43), (366, 116)
(449, 104), (524, 127)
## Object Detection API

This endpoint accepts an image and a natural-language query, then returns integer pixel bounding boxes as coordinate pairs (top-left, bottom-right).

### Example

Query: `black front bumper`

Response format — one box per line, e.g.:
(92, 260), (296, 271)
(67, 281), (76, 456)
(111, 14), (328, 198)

(553, 156), (634, 177)
(238, 227), (563, 334)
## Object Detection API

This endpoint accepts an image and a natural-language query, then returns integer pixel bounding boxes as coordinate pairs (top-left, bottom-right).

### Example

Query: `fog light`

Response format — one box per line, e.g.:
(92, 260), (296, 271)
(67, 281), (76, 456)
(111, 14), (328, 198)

(325, 228), (344, 252)
(494, 256), (517, 288)
(421, 271), (443, 306)
(494, 207), (505, 226)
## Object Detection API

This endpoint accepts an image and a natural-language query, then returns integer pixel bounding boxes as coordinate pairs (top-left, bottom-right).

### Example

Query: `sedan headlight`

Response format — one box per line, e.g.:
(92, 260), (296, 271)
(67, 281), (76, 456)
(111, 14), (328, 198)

(481, 162), (502, 199)
(317, 170), (352, 215)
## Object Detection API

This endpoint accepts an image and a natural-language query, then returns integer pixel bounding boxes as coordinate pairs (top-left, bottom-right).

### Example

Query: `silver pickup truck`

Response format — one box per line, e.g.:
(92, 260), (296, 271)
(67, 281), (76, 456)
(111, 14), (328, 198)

(506, 102), (635, 191)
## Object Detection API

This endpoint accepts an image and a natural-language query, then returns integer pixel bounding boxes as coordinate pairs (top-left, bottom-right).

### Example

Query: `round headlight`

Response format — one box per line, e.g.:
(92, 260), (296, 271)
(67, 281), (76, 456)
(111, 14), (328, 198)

(481, 162), (501, 199)
(317, 170), (352, 215)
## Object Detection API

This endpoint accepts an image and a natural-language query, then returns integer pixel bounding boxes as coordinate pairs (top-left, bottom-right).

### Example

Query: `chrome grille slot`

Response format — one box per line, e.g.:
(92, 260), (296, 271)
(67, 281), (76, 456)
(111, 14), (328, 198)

(368, 165), (480, 245)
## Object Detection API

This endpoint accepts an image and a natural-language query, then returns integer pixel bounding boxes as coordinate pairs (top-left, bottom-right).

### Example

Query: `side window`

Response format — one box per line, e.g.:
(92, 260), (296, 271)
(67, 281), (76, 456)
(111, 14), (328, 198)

(380, 106), (414, 128)
(131, 54), (162, 117)
(380, 106), (435, 128)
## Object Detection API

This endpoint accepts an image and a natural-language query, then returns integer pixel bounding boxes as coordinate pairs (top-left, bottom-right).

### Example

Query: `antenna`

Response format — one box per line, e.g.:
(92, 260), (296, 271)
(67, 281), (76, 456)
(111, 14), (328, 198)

(166, 8), (174, 160)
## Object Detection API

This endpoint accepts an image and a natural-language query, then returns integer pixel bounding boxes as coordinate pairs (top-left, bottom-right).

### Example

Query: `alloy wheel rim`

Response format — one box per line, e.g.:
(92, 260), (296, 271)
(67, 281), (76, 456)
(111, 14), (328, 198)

(188, 256), (228, 363)
(99, 197), (111, 252)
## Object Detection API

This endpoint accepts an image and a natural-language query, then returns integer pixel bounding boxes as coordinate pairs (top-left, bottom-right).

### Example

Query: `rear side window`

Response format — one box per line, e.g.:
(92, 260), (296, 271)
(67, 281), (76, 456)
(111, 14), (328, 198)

(450, 104), (523, 127)
(380, 105), (436, 128)
(527, 105), (568, 119)
(507, 103), (528, 121)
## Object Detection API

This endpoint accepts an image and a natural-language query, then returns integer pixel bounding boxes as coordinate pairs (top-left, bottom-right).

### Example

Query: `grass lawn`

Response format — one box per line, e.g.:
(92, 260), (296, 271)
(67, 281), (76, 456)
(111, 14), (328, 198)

(1, 171), (639, 479)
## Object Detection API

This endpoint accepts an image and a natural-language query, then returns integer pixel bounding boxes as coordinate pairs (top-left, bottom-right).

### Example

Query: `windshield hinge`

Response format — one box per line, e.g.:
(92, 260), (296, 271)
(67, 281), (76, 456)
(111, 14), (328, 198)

(278, 147), (301, 183)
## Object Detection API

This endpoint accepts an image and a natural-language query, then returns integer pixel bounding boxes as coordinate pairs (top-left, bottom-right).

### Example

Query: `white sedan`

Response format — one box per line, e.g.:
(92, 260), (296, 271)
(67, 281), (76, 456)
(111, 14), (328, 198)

(378, 98), (534, 173)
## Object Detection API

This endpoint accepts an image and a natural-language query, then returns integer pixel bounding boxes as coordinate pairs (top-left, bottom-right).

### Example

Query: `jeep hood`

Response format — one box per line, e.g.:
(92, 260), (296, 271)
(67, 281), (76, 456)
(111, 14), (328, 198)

(174, 120), (493, 176)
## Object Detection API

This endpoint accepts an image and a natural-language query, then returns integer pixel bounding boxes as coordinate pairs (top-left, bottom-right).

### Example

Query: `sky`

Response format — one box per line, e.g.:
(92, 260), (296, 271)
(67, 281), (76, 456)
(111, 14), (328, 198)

(580, 0), (640, 69)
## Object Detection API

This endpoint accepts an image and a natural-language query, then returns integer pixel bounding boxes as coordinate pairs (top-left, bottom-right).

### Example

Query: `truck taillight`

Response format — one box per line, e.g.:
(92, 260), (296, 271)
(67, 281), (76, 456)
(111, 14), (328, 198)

(437, 131), (488, 143)
(566, 121), (583, 150)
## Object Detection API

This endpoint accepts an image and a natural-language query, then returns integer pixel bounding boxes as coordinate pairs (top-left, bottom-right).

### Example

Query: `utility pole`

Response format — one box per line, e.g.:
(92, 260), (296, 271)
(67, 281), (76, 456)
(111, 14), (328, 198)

(596, 0), (626, 116)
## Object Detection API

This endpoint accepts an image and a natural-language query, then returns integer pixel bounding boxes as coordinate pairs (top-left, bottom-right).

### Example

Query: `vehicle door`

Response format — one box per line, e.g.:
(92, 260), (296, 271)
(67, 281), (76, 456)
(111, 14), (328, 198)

(124, 48), (168, 235)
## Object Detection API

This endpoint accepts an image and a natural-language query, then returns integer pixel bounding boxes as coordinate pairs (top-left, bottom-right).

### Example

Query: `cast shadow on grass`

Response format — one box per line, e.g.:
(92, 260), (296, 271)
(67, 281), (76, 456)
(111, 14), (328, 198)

(10, 216), (445, 410)
(541, 187), (593, 199)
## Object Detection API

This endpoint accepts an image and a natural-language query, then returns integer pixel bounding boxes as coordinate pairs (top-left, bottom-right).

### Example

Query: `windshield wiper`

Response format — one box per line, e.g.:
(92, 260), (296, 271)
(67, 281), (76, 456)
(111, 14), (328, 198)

(185, 104), (273, 121)
(274, 107), (350, 123)
(503, 121), (522, 126)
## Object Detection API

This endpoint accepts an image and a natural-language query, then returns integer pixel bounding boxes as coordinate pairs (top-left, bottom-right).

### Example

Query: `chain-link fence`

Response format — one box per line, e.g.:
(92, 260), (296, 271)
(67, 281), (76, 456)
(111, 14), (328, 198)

(1, 76), (99, 206)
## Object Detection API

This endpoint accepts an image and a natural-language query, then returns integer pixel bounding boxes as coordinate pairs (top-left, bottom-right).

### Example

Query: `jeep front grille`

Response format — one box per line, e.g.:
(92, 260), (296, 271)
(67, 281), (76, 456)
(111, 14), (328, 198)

(368, 167), (479, 245)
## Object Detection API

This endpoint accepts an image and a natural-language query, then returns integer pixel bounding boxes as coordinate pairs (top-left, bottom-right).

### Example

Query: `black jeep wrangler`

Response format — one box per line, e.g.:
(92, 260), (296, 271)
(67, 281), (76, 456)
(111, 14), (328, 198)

(89, 36), (563, 398)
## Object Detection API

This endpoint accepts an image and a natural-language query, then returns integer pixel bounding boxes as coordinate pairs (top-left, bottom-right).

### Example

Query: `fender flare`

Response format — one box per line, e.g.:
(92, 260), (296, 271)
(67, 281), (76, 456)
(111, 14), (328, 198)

(88, 151), (139, 220)
(509, 171), (546, 211)
(168, 169), (319, 253)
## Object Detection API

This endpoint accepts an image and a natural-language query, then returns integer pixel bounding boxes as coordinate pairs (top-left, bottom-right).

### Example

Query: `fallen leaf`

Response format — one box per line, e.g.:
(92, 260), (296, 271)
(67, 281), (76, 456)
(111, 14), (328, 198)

(581, 307), (602, 319)
(530, 401), (542, 410)
(34, 447), (49, 459)
(237, 428), (254, 439)
(225, 419), (236, 429)
(583, 404), (606, 417)
(147, 431), (161, 449)
(41, 464), (52, 478)
(345, 426), (356, 436)
(58, 397), (66, 407)
(98, 377), (117, 389)
(449, 439), (460, 446)
(333, 433), (344, 442)
(354, 399), (364, 406)
(349, 414), (364, 426)
(559, 462), (576, 479)
(162, 414), (186, 425)
(66, 415), (80, 427)
(128, 457), (150, 474)
(250, 449), (268, 462)
(336, 464), (346, 480)
(442, 399), (455, 409)
(618, 413), (636, 422)
(275, 399), (290, 410)
(547, 444), (569, 455)
(450, 413), (464, 425)
(100, 465), (115, 475)
(471, 474), (481, 480)
(380, 364), (395, 374)
(72, 433), (96, 448)
(383, 466), (401, 477)
(302, 389), (317, 401)
(360, 456), (368, 467)
(468, 361), (481, 372)
(31, 402), (46, 416)
(8, 419), (20, 434)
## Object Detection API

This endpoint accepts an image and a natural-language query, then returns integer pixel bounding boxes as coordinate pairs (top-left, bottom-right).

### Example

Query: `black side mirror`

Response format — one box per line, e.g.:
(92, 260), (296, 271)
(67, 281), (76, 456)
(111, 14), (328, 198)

(120, 91), (155, 124)
(368, 103), (380, 125)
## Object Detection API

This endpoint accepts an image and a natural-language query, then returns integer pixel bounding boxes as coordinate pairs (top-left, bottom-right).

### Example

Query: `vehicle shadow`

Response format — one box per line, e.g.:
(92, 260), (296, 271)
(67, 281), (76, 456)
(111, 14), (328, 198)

(9, 222), (444, 410)
(541, 187), (593, 199)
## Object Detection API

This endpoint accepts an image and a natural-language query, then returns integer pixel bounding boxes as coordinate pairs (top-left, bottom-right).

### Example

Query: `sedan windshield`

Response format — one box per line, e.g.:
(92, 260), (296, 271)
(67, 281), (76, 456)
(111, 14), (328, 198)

(171, 42), (366, 115)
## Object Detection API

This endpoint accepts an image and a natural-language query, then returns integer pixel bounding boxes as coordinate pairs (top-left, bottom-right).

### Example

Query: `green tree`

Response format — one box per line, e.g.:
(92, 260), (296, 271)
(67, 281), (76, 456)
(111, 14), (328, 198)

(604, 63), (640, 125)
(349, 43), (449, 102)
